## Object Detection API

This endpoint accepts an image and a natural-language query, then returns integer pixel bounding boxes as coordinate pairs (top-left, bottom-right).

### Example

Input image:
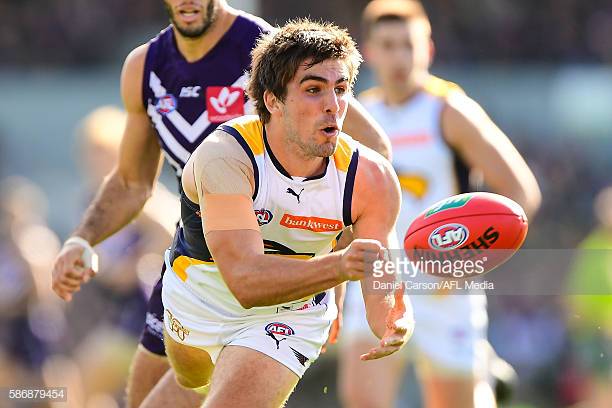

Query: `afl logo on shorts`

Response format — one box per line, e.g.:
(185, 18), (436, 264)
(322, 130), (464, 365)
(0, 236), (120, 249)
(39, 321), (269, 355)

(265, 322), (295, 350)
(428, 223), (469, 251)
(255, 209), (273, 226)
(155, 94), (177, 115)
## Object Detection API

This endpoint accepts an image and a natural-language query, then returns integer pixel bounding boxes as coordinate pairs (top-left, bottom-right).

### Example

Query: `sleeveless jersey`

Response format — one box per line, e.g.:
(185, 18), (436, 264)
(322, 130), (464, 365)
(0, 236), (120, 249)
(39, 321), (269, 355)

(142, 13), (272, 176)
(359, 76), (470, 243)
(170, 115), (359, 311)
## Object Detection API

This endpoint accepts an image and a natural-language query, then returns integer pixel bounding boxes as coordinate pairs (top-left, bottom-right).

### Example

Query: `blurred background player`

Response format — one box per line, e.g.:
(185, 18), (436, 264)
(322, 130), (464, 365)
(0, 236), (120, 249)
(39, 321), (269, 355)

(42, 106), (178, 408)
(51, 1), (391, 407)
(0, 176), (62, 408)
(339, 1), (541, 407)
(565, 186), (612, 408)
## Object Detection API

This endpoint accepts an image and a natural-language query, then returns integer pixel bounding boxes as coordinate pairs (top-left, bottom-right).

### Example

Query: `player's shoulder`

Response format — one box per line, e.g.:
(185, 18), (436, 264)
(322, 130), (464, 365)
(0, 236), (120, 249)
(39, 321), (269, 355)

(125, 42), (149, 65)
(120, 43), (150, 108)
(353, 138), (397, 189)
(235, 10), (273, 34)
(423, 75), (465, 99)
(217, 115), (265, 156)
(226, 10), (273, 49)
(125, 25), (174, 66)
(122, 42), (150, 79)
(193, 125), (251, 165)
(357, 86), (385, 106)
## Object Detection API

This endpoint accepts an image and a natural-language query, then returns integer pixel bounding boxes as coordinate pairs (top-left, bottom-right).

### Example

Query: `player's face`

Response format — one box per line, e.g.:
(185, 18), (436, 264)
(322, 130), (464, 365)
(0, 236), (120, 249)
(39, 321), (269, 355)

(164, 0), (218, 38)
(365, 19), (431, 87)
(280, 59), (351, 158)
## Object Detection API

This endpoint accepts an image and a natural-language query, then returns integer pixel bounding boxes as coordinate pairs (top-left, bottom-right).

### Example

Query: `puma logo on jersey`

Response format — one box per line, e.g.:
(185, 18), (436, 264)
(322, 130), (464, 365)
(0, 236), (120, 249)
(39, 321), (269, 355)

(286, 187), (304, 203)
(180, 86), (201, 98)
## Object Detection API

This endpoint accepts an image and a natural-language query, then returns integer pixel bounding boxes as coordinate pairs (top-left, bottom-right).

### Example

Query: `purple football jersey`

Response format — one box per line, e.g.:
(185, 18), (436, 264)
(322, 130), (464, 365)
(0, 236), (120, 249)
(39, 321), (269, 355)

(143, 13), (271, 175)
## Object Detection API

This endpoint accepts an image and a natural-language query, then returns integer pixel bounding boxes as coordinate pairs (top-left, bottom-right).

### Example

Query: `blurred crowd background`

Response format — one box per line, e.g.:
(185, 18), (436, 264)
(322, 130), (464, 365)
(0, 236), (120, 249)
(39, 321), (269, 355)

(1, 1), (610, 407)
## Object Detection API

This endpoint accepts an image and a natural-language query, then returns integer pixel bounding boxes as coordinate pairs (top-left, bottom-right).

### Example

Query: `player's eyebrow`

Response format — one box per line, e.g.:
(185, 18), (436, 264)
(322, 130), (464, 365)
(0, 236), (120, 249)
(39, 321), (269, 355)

(300, 75), (349, 84)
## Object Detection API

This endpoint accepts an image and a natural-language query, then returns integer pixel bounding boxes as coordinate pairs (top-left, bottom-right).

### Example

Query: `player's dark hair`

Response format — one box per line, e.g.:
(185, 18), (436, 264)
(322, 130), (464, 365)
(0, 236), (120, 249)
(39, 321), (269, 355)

(247, 19), (362, 123)
(362, 0), (431, 39)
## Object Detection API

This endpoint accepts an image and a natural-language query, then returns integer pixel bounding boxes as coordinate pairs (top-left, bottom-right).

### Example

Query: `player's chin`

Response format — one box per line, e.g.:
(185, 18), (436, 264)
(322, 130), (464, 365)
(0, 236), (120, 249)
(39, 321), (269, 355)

(174, 21), (207, 38)
(320, 142), (336, 157)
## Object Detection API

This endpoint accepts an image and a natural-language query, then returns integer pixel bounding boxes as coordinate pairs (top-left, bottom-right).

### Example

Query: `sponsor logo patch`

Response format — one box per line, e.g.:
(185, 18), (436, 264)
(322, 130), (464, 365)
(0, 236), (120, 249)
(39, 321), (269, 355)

(255, 209), (273, 226)
(180, 86), (201, 98)
(155, 94), (178, 115)
(206, 86), (245, 123)
(286, 187), (304, 203)
(166, 309), (190, 341)
(280, 214), (342, 232)
(428, 223), (469, 251)
(290, 347), (309, 367)
(265, 322), (295, 350)
(425, 195), (472, 218)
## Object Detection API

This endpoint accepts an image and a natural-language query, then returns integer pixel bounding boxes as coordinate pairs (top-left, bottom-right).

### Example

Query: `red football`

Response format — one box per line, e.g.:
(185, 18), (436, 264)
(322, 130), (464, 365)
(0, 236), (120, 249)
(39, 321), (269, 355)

(403, 192), (528, 276)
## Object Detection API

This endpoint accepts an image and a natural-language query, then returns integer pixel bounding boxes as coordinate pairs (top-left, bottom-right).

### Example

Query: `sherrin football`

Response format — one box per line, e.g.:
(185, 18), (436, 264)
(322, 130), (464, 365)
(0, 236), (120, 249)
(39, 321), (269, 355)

(403, 192), (528, 276)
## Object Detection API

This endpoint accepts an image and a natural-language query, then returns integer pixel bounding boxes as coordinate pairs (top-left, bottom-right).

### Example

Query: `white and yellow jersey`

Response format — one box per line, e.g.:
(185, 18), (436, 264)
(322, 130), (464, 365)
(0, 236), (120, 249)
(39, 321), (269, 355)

(221, 116), (358, 259)
(359, 76), (470, 242)
(168, 115), (359, 316)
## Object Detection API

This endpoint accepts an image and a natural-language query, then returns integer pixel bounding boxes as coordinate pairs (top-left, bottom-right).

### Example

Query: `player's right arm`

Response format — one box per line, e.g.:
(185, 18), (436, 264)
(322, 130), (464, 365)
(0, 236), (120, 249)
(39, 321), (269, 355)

(441, 91), (541, 219)
(52, 44), (164, 301)
(186, 131), (383, 309)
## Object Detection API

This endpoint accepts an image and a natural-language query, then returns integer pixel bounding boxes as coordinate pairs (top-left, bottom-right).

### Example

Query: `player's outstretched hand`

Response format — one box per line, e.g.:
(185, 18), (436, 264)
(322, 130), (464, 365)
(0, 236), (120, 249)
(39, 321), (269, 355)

(338, 239), (386, 281)
(360, 285), (414, 360)
(51, 238), (98, 302)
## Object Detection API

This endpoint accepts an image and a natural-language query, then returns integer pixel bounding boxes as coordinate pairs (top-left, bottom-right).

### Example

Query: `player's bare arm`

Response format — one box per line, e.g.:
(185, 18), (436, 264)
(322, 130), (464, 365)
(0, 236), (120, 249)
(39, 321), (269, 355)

(52, 44), (163, 301)
(442, 92), (542, 219)
(344, 97), (392, 159)
(350, 146), (414, 359)
(183, 131), (383, 309)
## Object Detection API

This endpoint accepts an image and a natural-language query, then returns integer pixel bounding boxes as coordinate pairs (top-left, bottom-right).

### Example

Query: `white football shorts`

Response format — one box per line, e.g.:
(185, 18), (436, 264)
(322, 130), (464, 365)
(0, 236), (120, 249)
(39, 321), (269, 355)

(161, 250), (336, 378)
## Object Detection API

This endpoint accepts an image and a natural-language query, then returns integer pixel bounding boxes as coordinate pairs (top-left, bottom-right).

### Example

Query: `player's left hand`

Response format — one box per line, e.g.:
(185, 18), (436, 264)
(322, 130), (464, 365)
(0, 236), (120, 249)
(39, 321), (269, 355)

(360, 285), (413, 360)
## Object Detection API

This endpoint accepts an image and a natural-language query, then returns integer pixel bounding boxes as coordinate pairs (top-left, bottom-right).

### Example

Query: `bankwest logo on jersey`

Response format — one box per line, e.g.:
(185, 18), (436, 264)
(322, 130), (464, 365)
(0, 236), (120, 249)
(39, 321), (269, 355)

(206, 86), (245, 123)
(280, 214), (342, 232)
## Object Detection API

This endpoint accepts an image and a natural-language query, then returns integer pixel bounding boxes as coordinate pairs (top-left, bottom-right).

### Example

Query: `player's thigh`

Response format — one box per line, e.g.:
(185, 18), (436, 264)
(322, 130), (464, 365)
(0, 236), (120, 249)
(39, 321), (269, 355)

(417, 356), (499, 408)
(126, 344), (171, 408)
(204, 345), (299, 408)
(139, 367), (206, 408)
(338, 337), (405, 408)
(419, 373), (475, 408)
(164, 328), (216, 389)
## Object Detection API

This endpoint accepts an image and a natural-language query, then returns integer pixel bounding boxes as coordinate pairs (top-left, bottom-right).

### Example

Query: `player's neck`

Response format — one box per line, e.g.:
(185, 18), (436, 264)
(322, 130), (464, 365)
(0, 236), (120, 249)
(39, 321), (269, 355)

(265, 123), (327, 179)
(174, 6), (238, 63)
(381, 74), (427, 106)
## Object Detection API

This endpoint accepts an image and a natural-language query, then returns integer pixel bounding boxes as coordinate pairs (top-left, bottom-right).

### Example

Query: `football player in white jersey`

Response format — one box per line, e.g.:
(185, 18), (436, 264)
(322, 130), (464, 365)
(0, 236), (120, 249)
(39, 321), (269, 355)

(161, 19), (413, 408)
(50, 2), (392, 407)
(339, 1), (541, 408)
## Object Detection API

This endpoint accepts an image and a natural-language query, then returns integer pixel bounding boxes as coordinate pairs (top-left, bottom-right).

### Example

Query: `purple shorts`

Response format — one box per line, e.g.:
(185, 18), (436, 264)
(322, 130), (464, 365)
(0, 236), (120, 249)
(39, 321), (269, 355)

(139, 264), (166, 356)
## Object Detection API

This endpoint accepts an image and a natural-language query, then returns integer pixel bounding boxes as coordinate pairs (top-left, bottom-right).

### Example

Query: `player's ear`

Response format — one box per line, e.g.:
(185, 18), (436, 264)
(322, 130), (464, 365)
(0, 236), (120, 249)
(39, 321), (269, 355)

(263, 90), (281, 116)
(429, 39), (435, 66)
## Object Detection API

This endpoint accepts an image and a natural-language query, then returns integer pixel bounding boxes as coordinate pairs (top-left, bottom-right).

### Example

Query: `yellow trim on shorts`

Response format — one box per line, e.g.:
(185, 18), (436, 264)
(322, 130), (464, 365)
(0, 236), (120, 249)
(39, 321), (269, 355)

(172, 255), (215, 282)
(333, 136), (353, 172)
(228, 118), (265, 155)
